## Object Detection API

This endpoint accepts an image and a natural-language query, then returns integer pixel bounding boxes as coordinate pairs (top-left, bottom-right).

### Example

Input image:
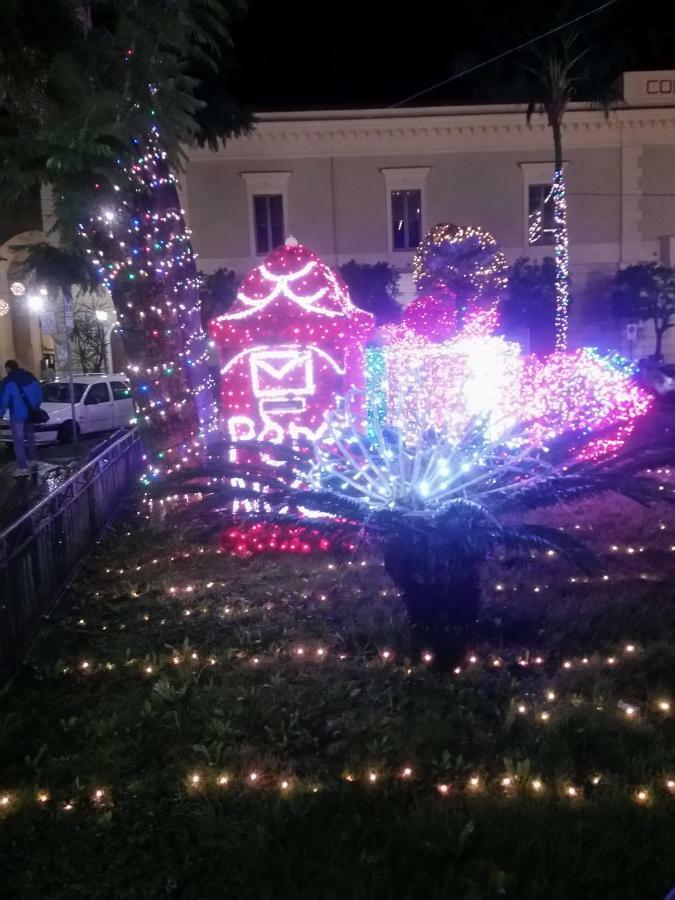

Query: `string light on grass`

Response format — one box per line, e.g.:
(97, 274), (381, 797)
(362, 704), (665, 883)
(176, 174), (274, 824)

(400, 767), (413, 779)
(36, 792), (49, 804)
(634, 789), (650, 805)
(217, 775), (229, 787)
(531, 779), (544, 794)
(437, 783), (450, 796)
(657, 700), (671, 713)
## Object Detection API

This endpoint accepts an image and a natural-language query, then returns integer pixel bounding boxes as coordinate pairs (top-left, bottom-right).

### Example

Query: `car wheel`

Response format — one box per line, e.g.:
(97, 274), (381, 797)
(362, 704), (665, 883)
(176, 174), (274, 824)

(57, 421), (80, 444)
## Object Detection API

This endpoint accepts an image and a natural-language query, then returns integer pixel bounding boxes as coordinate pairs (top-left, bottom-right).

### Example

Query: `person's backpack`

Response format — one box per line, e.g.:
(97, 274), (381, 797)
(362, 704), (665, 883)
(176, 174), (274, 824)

(17, 381), (49, 425)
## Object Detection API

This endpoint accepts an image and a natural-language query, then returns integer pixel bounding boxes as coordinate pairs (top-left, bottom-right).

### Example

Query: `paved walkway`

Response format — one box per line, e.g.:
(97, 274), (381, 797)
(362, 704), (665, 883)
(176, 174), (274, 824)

(0, 436), (104, 532)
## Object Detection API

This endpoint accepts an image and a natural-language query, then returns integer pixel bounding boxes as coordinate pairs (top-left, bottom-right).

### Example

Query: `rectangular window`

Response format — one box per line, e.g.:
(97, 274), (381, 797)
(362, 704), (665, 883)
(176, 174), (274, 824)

(253, 194), (284, 255)
(391, 189), (422, 251)
(110, 381), (131, 401)
(528, 183), (555, 246)
(84, 382), (111, 405)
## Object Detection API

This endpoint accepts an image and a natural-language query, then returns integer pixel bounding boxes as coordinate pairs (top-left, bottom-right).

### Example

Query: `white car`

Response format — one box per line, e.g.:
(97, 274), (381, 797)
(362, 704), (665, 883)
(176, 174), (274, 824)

(1, 373), (135, 444)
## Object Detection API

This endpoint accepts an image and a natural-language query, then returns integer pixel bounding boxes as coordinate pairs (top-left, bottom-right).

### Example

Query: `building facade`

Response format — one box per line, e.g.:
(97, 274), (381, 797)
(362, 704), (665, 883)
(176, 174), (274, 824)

(183, 70), (675, 358)
(0, 196), (118, 378)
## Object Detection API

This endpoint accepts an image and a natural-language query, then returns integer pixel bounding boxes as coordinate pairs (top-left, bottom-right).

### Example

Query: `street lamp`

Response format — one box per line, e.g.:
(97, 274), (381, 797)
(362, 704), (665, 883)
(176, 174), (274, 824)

(27, 286), (78, 446)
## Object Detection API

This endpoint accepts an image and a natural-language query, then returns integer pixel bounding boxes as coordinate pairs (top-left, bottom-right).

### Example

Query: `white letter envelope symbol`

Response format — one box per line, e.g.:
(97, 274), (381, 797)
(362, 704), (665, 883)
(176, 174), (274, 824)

(250, 348), (314, 397)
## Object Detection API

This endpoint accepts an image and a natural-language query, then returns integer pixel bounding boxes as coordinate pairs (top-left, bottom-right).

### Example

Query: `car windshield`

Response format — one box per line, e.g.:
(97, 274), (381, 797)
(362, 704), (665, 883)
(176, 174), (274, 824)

(41, 382), (87, 404)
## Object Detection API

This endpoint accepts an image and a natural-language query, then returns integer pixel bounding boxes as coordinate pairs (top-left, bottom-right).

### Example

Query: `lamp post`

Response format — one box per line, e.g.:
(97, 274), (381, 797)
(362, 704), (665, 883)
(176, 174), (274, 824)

(62, 288), (78, 446)
(95, 308), (109, 373)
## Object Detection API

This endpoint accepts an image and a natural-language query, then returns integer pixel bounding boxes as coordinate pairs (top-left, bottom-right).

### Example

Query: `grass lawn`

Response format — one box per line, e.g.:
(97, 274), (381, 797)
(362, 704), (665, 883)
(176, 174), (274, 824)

(1, 493), (674, 899)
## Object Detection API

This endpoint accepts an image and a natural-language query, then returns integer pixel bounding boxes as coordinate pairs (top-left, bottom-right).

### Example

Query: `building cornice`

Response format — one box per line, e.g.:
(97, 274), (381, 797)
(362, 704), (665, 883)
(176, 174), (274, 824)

(188, 106), (675, 162)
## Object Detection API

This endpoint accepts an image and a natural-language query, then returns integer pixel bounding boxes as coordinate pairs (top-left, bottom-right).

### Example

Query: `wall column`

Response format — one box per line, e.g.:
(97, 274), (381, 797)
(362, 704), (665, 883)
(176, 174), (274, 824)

(620, 142), (643, 265)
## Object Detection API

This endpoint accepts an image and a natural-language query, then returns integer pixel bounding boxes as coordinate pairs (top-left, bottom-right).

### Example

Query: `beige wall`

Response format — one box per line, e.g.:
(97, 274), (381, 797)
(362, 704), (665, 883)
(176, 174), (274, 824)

(640, 145), (675, 242)
(187, 145), (629, 280)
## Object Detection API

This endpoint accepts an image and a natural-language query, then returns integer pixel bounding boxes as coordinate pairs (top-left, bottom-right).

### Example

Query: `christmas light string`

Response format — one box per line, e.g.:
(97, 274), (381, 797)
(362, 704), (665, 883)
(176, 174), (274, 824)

(1, 766), (671, 820)
(54, 636), (674, 710)
(553, 168), (571, 350)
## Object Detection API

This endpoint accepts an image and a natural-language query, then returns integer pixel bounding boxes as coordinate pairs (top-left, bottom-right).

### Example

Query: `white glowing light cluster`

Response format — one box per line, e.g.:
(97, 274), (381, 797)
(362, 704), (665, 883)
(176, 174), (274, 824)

(382, 331), (524, 444)
(312, 391), (544, 514)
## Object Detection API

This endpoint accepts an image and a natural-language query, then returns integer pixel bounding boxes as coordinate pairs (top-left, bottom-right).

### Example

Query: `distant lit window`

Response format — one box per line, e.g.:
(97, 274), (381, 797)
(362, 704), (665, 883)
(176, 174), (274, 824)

(391, 189), (422, 251)
(253, 195), (284, 255)
(528, 183), (555, 246)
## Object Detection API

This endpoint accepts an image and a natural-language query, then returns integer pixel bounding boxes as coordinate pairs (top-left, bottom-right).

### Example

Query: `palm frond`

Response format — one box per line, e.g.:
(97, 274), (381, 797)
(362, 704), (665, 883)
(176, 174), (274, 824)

(500, 524), (596, 572)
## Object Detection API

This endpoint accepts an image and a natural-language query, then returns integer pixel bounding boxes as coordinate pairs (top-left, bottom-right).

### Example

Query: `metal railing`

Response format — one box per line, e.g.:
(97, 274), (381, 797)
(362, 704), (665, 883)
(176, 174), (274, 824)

(0, 428), (143, 680)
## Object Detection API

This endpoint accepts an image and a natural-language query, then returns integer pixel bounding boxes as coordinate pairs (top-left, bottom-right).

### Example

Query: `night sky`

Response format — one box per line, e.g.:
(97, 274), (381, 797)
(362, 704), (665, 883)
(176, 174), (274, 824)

(226, 0), (674, 110)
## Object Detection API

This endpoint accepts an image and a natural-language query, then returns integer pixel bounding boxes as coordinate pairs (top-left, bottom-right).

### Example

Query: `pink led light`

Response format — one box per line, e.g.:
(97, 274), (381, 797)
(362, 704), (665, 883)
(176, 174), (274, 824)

(220, 522), (355, 558)
(210, 240), (374, 444)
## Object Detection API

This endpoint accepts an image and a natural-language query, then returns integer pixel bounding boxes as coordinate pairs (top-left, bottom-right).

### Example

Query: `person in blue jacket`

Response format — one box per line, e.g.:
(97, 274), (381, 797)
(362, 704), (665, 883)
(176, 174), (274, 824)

(0, 359), (43, 476)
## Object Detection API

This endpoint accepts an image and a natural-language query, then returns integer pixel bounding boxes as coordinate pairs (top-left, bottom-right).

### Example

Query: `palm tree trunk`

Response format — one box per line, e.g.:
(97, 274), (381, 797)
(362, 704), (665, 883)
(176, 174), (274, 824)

(383, 534), (482, 669)
(551, 121), (570, 351)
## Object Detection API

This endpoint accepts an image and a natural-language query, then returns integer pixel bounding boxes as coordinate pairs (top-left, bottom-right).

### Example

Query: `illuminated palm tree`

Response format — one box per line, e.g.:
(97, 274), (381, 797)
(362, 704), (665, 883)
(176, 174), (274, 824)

(525, 31), (613, 351)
